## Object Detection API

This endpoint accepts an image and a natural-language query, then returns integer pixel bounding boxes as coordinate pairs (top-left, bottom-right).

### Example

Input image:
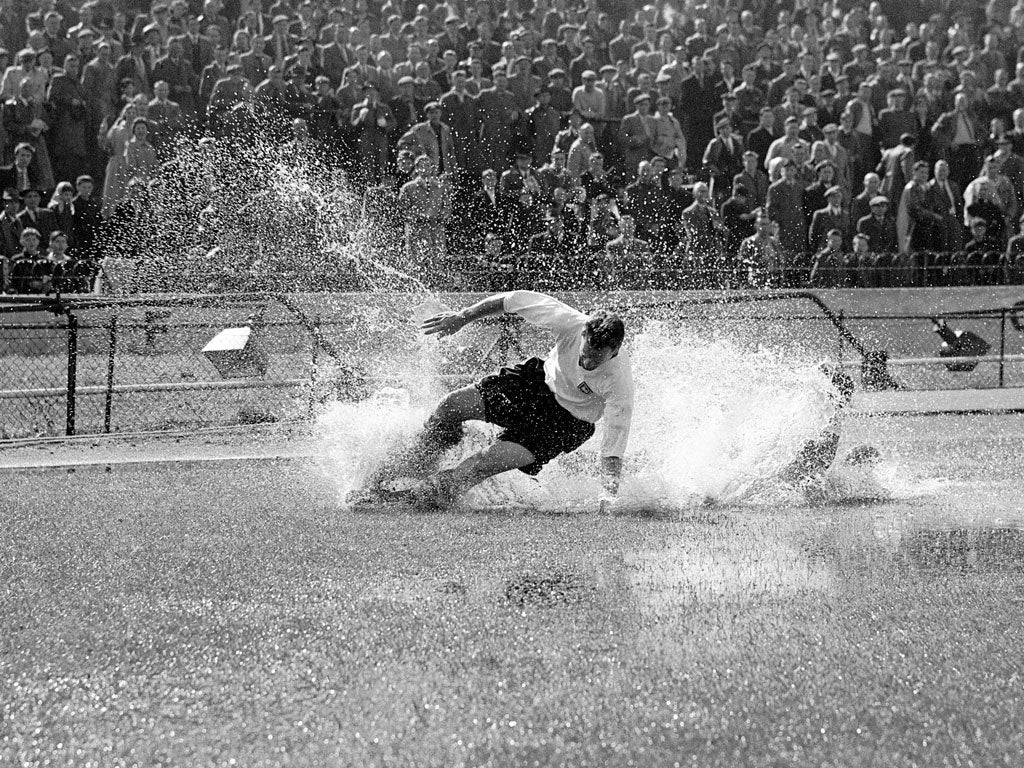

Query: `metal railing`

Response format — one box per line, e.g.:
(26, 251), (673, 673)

(1, 291), (1023, 438)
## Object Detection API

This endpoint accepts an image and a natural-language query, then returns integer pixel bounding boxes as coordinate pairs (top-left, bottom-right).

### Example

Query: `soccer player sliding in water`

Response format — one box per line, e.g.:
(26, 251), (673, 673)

(780, 363), (881, 499)
(350, 291), (635, 509)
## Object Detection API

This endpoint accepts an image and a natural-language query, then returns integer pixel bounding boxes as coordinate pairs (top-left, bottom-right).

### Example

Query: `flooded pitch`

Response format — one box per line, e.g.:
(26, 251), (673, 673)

(1, 413), (1022, 767)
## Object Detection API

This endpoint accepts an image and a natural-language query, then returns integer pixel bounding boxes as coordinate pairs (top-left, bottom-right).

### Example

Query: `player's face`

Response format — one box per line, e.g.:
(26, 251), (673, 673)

(579, 334), (618, 371)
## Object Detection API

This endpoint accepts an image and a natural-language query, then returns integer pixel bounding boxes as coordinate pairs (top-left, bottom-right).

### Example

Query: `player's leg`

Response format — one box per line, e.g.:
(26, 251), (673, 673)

(369, 385), (486, 489)
(413, 439), (536, 507)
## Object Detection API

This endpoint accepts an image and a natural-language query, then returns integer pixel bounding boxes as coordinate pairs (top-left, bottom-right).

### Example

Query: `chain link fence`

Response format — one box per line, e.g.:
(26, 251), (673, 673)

(1, 292), (1023, 439)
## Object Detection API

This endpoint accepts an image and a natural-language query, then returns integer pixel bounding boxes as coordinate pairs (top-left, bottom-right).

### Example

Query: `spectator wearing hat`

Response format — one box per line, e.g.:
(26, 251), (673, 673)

(876, 88), (915, 150)
(239, 33), (272, 88)
(877, 132), (916, 200)
(46, 54), (88, 185)
(770, 83), (802, 128)
(571, 69), (605, 125)
(680, 181), (727, 287)
(114, 32), (154, 99)
(507, 56), (540, 112)
(734, 150), (769, 209)
(609, 20), (638, 66)
(766, 159), (807, 256)
(522, 86), (560, 169)
(350, 82), (394, 185)
(398, 154), (450, 266)
(544, 69), (572, 115)
(566, 122), (597, 182)
(436, 14), (468, 63)
(798, 106), (824, 145)
(389, 75), (424, 145)
(720, 183), (756, 264)
(768, 58), (799, 108)
(499, 148), (541, 199)
(206, 63), (253, 136)
(931, 92), (984, 190)
(651, 96), (686, 169)
(1, 48), (46, 103)
(476, 68), (519, 174)
(265, 13), (294, 68)
(617, 94), (654, 181)
(704, 117), (743, 203)
(679, 57), (718, 171)
(317, 24), (351, 87)
(440, 70), (480, 175)
(147, 79), (184, 156)
(745, 108), (776, 168)
(765, 116), (805, 170)
(808, 185), (848, 252)
(397, 101), (454, 176)
(733, 63), (766, 136)
(857, 195), (898, 254)
(532, 39), (565, 84)
(600, 64), (629, 123)
(713, 92), (742, 135)
(569, 38), (601, 89)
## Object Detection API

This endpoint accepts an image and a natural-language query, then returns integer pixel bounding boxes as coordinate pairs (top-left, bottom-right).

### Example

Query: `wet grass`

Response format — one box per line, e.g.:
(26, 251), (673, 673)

(1, 451), (1023, 767)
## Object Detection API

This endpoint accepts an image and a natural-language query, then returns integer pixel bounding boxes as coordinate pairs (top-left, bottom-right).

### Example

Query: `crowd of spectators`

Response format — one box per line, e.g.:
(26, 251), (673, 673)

(3, 0), (1024, 294)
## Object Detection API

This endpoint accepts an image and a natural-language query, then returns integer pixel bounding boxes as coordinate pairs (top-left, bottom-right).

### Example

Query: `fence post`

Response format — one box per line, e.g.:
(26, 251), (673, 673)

(65, 310), (78, 436)
(104, 314), (118, 432)
(308, 315), (319, 419)
(999, 309), (1006, 388)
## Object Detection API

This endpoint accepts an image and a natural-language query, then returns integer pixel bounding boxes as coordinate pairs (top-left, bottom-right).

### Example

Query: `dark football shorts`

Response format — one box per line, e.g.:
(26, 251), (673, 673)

(476, 356), (596, 475)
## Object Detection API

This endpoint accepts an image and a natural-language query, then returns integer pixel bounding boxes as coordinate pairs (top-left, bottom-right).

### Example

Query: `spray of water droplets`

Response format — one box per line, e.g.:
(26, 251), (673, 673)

(311, 313), (907, 514)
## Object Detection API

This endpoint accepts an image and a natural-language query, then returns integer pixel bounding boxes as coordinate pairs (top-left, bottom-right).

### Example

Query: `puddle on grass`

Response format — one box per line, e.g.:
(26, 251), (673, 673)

(503, 571), (592, 608)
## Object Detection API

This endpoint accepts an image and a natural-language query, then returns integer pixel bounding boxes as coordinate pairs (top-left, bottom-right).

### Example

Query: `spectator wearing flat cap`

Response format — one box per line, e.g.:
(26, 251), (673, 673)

(397, 101), (454, 177)
(206, 63), (253, 136)
(857, 195), (899, 253)
(522, 86), (560, 168)
(571, 69), (605, 125)
(765, 116), (806, 170)
(476, 68), (519, 174)
(733, 63), (766, 135)
(617, 94), (655, 181)
(389, 75), (424, 145)
(876, 88), (916, 150)
(713, 91), (742, 136)
(679, 57), (718, 170)
(703, 116), (744, 204)
(808, 184), (849, 252)
(766, 158), (807, 256)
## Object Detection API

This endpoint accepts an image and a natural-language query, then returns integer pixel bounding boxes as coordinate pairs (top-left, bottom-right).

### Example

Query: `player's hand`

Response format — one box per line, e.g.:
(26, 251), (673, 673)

(420, 311), (467, 337)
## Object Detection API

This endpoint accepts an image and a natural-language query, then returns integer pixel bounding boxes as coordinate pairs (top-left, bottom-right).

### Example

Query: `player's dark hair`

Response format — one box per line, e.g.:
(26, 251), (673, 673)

(585, 310), (625, 350)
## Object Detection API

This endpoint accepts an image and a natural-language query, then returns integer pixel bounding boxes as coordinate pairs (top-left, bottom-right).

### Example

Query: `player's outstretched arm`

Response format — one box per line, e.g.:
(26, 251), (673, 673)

(420, 294), (508, 337)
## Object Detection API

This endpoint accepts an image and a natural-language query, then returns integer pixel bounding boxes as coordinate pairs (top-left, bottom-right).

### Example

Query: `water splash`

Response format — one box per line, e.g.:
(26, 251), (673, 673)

(313, 318), (878, 514)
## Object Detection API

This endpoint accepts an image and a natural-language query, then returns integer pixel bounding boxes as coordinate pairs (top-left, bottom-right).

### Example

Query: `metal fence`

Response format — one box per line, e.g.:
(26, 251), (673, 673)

(1, 291), (1022, 439)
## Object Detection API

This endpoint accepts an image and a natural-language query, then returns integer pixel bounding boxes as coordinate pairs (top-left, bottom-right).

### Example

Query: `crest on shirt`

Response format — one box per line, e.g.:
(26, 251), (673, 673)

(577, 381), (593, 395)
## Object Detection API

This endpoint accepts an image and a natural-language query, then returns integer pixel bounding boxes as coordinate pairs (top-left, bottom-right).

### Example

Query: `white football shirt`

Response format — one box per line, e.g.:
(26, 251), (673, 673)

(503, 290), (634, 458)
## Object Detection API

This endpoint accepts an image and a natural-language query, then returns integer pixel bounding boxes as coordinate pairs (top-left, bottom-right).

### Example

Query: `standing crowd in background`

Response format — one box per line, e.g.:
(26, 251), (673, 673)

(3, 0), (1024, 293)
